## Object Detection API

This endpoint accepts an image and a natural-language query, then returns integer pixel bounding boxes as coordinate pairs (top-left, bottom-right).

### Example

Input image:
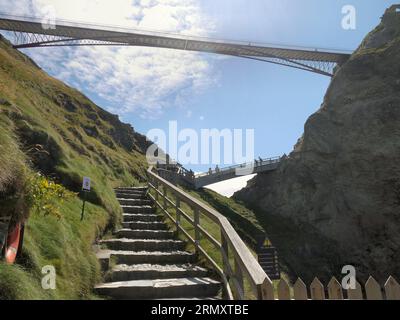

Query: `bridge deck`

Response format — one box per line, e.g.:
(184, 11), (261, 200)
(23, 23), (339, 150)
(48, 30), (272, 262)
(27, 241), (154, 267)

(155, 157), (281, 189)
(0, 14), (352, 76)
(194, 157), (280, 188)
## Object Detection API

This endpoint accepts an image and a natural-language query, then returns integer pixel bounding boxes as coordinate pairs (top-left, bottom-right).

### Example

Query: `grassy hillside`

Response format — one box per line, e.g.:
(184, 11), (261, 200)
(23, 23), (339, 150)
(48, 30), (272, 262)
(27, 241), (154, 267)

(188, 188), (266, 249)
(0, 35), (149, 299)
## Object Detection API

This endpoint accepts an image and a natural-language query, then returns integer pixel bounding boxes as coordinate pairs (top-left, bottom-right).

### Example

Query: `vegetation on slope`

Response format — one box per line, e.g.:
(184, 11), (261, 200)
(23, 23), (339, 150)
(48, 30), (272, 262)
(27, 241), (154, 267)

(0, 35), (149, 299)
(0, 197), (109, 299)
(0, 115), (28, 227)
(188, 188), (266, 249)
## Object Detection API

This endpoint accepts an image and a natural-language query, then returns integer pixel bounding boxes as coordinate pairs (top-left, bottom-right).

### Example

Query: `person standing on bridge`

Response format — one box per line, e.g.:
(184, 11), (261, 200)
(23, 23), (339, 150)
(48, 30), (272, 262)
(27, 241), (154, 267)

(208, 168), (212, 175)
(215, 165), (220, 173)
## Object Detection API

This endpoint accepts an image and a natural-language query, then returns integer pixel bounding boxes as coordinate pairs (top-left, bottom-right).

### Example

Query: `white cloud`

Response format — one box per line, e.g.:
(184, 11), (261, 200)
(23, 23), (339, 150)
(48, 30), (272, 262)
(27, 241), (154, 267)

(186, 110), (193, 118)
(1, 0), (217, 119)
(205, 174), (256, 197)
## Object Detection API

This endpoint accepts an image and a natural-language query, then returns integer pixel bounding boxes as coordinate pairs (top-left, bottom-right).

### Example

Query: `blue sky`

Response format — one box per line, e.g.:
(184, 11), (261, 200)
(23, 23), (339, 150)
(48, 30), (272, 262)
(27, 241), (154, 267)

(0, 0), (397, 194)
(125, 0), (395, 171)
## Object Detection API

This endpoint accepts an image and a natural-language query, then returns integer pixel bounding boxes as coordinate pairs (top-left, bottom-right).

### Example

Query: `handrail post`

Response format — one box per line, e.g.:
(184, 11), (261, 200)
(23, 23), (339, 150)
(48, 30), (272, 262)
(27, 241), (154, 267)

(162, 184), (167, 210)
(234, 257), (244, 300)
(221, 230), (230, 299)
(193, 207), (200, 256)
(175, 197), (181, 235)
(155, 180), (159, 202)
(147, 173), (151, 190)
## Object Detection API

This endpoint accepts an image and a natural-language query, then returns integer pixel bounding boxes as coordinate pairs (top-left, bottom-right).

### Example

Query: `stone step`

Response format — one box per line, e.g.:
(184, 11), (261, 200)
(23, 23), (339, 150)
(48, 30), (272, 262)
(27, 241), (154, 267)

(116, 229), (174, 240)
(115, 192), (148, 199)
(111, 250), (196, 265)
(123, 214), (162, 223)
(122, 221), (168, 230)
(96, 250), (111, 272)
(106, 264), (209, 282)
(115, 187), (147, 193)
(156, 297), (221, 300)
(122, 205), (154, 214)
(101, 239), (185, 251)
(118, 198), (152, 206)
(115, 186), (147, 190)
(95, 277), (220, 300)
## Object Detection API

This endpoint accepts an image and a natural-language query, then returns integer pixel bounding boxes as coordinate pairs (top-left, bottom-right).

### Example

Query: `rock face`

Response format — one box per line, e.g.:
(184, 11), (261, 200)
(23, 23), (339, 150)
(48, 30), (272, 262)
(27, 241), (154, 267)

(235, 6), (400, 283)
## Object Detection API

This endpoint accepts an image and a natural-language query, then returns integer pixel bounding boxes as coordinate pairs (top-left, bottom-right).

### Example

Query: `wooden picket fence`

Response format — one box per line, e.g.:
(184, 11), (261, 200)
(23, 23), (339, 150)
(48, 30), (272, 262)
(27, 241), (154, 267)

(274, 275), (400, 300)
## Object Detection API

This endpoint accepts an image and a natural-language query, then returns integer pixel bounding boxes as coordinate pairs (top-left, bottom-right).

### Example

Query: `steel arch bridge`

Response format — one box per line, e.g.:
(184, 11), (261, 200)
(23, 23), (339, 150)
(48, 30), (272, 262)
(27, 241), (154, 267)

(0, 14), (352, 77)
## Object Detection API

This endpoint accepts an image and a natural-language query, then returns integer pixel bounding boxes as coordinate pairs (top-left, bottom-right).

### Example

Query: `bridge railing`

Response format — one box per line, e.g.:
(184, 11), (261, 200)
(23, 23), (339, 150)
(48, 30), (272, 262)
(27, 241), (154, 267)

(0, 13), (353, 55)
(146, 166), (274, 300)
(195, 156), (281, 178)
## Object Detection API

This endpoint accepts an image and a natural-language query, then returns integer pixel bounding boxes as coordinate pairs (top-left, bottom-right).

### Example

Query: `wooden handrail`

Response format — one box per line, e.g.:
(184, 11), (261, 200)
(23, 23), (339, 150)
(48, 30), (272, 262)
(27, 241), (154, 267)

(146, 166), (274, 300)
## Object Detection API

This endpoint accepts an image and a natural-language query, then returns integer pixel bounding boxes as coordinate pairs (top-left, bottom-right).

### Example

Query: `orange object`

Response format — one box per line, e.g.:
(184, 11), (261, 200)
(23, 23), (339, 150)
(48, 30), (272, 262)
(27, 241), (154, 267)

(5, 223), (22, 264)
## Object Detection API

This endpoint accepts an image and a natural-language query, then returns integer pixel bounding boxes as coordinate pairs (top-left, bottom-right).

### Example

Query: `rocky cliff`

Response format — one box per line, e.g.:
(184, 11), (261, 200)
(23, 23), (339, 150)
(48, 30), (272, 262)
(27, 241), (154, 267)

(235, 6), (400, 283)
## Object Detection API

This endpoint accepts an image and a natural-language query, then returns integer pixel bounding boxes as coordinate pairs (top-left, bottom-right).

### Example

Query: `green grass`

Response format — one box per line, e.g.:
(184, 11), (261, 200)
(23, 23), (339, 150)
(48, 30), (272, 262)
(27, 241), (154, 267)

(0, 198), (108, 300)
(188, 188), (266, 249)
(0, 115), (29, 225)
(0, 116), (25, 191)
(0, 264), (48, 300)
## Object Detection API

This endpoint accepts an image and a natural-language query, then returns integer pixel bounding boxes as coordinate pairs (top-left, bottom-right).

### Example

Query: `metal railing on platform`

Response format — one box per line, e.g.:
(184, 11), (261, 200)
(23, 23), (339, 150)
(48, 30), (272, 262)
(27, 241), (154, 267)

(195, 156), (281, 178)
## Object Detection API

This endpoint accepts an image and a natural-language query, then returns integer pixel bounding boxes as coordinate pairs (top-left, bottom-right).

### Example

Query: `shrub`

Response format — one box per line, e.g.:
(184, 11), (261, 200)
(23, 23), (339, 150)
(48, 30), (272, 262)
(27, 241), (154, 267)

(26, 173), (75, 219)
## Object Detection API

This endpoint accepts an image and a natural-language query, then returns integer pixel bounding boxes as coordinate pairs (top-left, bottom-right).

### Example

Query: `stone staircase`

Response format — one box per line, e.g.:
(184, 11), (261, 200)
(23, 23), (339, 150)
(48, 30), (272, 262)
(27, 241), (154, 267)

(94, 187), (221, 300)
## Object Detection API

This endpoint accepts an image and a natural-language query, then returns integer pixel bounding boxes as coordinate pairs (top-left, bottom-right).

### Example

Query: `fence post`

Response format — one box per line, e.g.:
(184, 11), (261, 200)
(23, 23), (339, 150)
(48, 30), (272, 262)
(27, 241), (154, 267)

(175, 197), (181, 235)
(277, 279), (290, 300)
(258, 277), (274, 300)
(384, 276), (400, 300)
(347, 281), (363, 300)
(327, 277), (343, 300)
(365, 276), (383, 300)
(293, 278), (308, 300)
(310, 277), (325, 300)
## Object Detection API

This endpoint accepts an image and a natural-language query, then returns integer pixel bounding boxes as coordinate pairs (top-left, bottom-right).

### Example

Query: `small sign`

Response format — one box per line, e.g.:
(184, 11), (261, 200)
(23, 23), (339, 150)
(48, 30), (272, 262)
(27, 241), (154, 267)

(257, 246), (281, 280)
(82, 177), (91, 191)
